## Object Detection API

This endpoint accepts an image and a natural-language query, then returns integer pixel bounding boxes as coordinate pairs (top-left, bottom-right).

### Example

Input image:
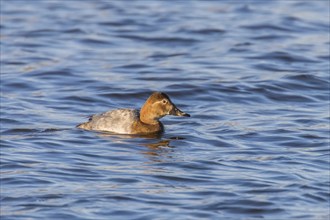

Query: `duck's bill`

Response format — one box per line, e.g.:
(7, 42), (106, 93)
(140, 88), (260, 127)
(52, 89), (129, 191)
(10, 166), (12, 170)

(170, 107), (190, 117)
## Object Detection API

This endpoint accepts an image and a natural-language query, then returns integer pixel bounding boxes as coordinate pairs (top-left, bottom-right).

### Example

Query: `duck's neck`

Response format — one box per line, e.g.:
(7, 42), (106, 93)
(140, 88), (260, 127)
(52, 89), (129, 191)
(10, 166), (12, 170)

(140, 105), (159, 125)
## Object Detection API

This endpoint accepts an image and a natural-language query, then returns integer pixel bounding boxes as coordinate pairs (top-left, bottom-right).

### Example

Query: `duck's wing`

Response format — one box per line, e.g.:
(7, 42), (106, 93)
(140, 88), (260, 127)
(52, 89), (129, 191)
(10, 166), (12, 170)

(83, 109), (139, 133)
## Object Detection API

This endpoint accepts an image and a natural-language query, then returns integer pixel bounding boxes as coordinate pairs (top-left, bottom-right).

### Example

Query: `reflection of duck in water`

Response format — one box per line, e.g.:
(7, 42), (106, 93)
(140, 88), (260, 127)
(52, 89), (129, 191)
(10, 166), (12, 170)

(142, 140), (173, 158)
(77, 92), (190, 134)
(144, 140), (171, 149)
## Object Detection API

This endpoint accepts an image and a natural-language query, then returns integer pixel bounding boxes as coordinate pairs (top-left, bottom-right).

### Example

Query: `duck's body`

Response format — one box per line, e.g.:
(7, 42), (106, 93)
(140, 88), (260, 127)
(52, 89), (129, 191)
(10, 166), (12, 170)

(77, 92), (189, 134)
(77, 109), (163, 134)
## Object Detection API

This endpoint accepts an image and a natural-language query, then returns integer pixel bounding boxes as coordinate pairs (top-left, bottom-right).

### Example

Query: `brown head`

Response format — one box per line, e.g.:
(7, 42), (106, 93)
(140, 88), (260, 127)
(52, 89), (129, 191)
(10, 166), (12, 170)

(140, 92), (190, 125)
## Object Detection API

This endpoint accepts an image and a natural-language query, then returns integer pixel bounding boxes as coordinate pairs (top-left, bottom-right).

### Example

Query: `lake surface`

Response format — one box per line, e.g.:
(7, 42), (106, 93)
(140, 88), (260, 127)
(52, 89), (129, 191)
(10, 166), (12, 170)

(1, 1), (329, 219)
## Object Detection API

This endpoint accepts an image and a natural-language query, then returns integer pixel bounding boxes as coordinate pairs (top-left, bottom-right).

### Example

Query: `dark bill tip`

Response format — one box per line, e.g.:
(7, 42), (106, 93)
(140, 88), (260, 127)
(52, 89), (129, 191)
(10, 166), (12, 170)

(182, 113), (190, 117)
(171, 107), (190, 117)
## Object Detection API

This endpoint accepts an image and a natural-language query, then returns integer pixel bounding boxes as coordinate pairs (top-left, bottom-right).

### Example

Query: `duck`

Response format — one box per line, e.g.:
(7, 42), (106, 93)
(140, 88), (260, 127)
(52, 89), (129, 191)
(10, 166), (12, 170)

(77, 92), (190, 134)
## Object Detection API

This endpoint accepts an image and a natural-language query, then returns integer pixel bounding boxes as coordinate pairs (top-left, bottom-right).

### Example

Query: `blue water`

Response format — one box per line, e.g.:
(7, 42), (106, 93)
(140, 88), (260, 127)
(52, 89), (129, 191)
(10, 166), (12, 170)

(1, 1), (329, 219)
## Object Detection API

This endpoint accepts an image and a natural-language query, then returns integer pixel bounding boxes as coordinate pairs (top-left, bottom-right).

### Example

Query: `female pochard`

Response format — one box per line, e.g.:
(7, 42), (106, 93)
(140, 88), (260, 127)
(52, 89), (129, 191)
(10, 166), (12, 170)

(77, 92), (190, 134)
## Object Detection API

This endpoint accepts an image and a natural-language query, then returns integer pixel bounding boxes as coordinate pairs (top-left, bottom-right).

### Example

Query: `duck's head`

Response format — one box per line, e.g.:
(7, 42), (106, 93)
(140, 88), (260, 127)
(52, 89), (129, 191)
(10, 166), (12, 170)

(140, 92), (190, 124)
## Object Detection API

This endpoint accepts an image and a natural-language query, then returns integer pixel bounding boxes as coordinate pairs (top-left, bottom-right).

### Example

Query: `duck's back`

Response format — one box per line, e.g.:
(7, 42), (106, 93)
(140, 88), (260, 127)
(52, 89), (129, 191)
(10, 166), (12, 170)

(77, 109), (139, 134)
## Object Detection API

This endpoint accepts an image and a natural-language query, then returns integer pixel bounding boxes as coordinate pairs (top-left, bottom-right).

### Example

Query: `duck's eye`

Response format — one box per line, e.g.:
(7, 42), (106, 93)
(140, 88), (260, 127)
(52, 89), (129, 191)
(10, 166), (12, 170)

(162, 99), (168, 104)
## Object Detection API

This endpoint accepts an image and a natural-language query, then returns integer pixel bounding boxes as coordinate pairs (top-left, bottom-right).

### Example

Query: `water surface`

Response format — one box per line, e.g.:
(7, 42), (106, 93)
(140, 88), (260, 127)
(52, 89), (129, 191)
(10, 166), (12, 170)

(1, 1), (329, 219)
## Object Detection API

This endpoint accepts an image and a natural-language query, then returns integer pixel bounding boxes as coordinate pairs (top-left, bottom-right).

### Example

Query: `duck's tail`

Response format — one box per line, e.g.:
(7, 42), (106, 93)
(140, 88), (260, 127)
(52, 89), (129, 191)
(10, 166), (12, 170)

(76, 115), (94, 130)
(76, 122), (91, 130)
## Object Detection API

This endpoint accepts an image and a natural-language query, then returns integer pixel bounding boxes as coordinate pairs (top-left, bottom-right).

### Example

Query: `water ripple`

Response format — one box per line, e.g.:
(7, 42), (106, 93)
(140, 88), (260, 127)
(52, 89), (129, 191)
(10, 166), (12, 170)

(1, 1), (329, 220)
